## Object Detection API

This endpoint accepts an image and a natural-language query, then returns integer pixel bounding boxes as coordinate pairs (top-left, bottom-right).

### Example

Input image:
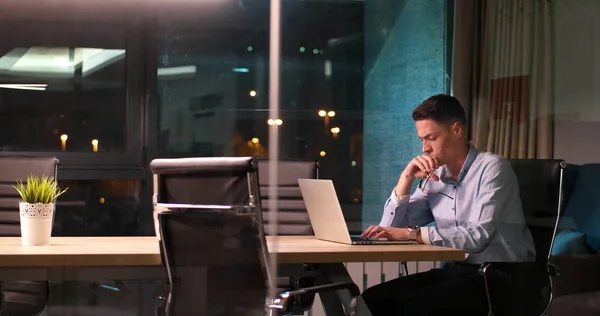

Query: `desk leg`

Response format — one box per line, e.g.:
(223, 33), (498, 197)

(318, 263), (372, 316)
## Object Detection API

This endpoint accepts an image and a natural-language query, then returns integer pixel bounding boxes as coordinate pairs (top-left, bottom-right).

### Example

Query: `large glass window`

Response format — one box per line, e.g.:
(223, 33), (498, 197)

(0, 26), (127, 153)
(55, 179), (143, 236)
(155, 0), (453, 231)
(0, 1), (146, 168)
(157, 1), (270, 157)
(278, 0), (366, 232)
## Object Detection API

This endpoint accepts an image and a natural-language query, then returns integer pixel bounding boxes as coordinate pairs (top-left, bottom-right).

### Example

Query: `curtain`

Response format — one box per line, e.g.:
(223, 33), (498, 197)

(467, 0), (554, 159)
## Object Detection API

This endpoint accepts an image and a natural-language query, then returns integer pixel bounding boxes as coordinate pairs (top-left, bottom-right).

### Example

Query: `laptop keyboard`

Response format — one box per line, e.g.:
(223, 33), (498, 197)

(350, 235), (372, 242)
(350, 235), (409, 244)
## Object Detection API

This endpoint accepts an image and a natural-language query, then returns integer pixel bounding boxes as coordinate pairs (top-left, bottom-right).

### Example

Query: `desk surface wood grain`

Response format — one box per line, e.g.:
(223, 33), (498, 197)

(0, 236), (464, 267)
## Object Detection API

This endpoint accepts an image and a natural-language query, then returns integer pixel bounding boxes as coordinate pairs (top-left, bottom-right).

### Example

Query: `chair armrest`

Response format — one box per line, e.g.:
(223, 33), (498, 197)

(269, 281), (360, 313)
(551, 254), (600, 297)
(479, 261), (559, 278)
(478, 262), (557, 316)
(284, 281), (360, 298)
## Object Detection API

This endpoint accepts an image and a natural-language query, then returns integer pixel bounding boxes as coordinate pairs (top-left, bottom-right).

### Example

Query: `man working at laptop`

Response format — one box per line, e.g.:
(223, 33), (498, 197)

(360, 94), (536, 315)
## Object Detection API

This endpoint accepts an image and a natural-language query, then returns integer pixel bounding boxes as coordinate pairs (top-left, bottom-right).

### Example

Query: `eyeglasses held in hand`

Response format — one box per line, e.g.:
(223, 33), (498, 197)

(418, 173), (454, 199)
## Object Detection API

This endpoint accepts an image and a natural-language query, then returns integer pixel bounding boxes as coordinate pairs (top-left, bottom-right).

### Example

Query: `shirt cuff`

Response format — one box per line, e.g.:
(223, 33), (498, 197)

(420, 227), (432, 245)
(390, 189), (409, 206)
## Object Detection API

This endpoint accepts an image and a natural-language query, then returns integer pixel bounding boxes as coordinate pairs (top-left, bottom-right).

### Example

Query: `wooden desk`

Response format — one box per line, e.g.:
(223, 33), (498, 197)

(0, 236), (464, 316)
(0, 236), (464, 267)
(269, 235), (464, 263)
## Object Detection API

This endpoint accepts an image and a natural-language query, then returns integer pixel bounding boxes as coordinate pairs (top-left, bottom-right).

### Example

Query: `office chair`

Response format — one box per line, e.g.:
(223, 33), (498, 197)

(479, 159), (565, 316)
(150, 156), (362, 316)
(544, 163), (600, 316)
(258, 159), (319, 314)
(258, 159), (317, 236)
(0, 156), (58, 316)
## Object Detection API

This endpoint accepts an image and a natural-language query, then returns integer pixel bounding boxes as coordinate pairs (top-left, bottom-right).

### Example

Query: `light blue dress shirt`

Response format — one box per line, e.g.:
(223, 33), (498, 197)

(379, 144), (536, 264)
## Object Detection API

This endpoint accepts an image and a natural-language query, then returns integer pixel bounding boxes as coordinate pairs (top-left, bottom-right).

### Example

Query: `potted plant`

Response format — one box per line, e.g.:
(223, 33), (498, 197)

(13, 175), (68, 246)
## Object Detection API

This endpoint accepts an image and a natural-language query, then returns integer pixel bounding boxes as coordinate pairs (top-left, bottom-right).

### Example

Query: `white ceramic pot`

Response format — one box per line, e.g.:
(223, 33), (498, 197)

(19, 202), (54, 246)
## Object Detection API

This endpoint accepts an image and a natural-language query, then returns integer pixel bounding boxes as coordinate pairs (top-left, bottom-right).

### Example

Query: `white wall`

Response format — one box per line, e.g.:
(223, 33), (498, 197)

(553, 0), (600, 164)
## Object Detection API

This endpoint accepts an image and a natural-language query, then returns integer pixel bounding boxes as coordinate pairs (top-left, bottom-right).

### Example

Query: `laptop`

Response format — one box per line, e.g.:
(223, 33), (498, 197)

(297, 178), (418, 245)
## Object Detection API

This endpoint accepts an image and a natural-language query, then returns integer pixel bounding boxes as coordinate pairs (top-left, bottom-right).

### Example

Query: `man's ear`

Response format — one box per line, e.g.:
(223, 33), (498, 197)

(452, 122), (463, 138)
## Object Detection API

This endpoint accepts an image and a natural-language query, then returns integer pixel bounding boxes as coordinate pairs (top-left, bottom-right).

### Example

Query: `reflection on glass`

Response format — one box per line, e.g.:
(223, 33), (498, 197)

(156, 0), (366, 228)
(0, 47), (125, 79)
(157, 1), (270, 158)
(0, 46), (127, 152)
(54, 180), (142, 236)
(156, 1), (452, 232)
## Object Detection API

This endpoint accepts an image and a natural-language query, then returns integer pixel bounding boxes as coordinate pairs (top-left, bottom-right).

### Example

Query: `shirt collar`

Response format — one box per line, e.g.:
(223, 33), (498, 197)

(440, 143), (478, 184)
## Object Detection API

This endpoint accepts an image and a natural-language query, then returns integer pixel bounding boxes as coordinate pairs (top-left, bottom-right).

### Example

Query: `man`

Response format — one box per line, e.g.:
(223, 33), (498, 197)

(360, 94), (536, 315)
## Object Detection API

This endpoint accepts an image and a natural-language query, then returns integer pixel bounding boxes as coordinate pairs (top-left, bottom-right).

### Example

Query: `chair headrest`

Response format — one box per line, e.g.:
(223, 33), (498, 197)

(150, 157), (257, 175)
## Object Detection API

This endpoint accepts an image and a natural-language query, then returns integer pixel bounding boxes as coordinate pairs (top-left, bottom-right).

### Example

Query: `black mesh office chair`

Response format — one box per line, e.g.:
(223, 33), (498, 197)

(479, 159), (565, 316)
(258, 159), (317, 236)
(258, 159), (319, 314)
(150, 157), (362, 316)
(0, 156), (58, 316)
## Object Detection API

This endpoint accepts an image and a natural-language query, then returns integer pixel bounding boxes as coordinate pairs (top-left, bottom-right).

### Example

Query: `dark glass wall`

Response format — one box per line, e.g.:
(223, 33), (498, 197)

(0, 0), (453, 235)
(154, 0), (369, 230)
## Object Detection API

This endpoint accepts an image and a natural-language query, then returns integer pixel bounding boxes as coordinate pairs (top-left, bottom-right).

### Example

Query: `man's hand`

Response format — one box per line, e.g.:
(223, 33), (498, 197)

(403, 154), (441, 180)
(361, 225), (409, 241)
(394, 154), (441, 197)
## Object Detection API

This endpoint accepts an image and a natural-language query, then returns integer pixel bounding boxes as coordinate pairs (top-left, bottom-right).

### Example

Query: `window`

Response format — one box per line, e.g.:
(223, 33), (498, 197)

(155, 0), (454, 231)
(55, 179), (143, 236)
(0, 45), (127, 152)
(157, 1), (270, 157)
(0, 1), (146, 167)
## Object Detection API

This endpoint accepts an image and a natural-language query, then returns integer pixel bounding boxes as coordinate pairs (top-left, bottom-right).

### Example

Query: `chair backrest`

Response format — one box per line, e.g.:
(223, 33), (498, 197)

(507, 159), (566, 263)
(150, 157), (258, 206)
(257, 159), (318, 236)
(157, 208), (267, 315)
(0, 156), (59, 236)
(149, 157), (272, 316)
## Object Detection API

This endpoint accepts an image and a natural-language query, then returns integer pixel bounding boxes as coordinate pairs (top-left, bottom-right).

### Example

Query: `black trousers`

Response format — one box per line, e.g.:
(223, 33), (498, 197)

(361, 262), (490, 316)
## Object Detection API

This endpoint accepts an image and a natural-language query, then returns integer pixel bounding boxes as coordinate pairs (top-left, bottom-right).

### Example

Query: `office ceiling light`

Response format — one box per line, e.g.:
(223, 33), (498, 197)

(157, 65), (197, 77)
(0, 83), (47, 91)
(0, 47), (125, 78)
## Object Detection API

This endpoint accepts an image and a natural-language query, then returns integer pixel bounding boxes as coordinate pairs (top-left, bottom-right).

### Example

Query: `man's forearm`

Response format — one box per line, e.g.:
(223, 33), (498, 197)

(394, 172), (415, 197)
(393, 228), (425, 243)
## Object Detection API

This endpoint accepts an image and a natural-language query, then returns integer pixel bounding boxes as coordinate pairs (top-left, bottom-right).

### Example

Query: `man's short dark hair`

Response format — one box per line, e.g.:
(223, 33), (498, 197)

(412, 94), (467, 126)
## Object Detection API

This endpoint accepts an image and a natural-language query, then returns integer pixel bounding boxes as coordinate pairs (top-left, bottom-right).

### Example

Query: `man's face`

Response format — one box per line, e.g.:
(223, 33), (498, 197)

(415, 119), (461, 166)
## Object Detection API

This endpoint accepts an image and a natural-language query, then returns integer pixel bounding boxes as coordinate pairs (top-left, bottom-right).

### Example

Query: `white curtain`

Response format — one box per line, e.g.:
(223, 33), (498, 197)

(466, 0), (554, 159)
